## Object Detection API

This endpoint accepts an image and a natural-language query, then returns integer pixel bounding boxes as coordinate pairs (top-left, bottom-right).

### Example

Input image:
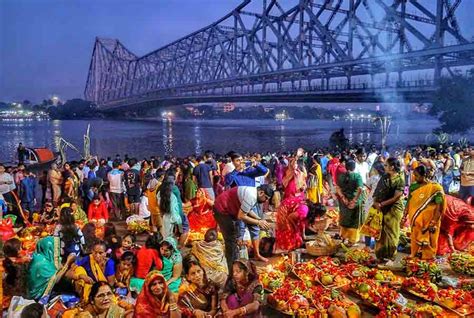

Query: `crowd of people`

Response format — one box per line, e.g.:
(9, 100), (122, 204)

(1, 143), (473, 317)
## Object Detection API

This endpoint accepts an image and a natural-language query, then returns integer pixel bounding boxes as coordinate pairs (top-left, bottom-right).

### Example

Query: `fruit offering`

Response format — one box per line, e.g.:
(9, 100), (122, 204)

(402, 277), (438, 301)
(401, 258), (442, 282)
(293, 259), (319, 282)
(449, 252), (474, 276)
(365, 268), (403, 285)
(406, 303), (445, 317)
(315, 288), (361, 318)
(316, 271), (350, 289)
(268, 279), (319, 316)
(343, 247), (376, 265)
(350, 277), (401, 310)
(436, 287), (474, 316)
(260, 267), (286, 292)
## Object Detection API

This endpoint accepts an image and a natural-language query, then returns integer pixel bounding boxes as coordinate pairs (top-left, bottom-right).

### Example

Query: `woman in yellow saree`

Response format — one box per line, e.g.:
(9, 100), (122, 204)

(69, 241), (116, 301)
(403, 166), (446, 260)
(307, 154), (323, 204)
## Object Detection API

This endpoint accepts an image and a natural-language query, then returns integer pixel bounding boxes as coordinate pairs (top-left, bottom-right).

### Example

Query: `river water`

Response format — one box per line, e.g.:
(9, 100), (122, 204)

(0, 118), (471, 163)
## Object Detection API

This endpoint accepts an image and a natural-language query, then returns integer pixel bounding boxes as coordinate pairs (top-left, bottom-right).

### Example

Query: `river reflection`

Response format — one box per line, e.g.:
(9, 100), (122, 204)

(162, 119), (174, 155)
(0, 117), (462, 163)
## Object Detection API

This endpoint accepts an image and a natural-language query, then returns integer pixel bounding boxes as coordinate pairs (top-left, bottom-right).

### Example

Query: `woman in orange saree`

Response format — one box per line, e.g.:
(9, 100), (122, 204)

(403, 166), (446, 260)
(186, 189), (216, 233)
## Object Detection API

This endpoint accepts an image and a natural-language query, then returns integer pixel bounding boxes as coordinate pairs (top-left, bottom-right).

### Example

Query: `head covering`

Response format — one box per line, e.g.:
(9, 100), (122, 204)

(233, 259), (258, 278)
(224, 259), (261, 298)
(28, 236), (61, 300)
(134, 271), (170, 318)
(162, 237), (182, 263)
(34, 236), (60, 269)
(147, 178), (159, 190)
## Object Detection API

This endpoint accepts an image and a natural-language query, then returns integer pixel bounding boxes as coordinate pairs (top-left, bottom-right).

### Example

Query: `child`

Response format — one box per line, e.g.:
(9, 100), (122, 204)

(102, 222), (121, 257)
(81, 222), (97, 255)
(87, 195), (108, 225)
(114, 233), (138, 260)
(39, 201), (58, 224)
(191, 228), (228, 289)
(115, 251), (136, 297)
(2, 238), (29, 311)
(138, 192), (151, 220)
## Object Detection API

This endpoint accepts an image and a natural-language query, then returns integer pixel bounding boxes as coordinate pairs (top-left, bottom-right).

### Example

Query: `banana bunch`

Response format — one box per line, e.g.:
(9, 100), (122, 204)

(449, 252), (474, 276)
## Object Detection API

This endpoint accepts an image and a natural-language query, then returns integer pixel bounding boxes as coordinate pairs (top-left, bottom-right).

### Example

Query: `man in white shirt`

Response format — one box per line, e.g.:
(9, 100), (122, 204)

(367, 147), (378, 169)
(108, 160), (125, 220)
(0, 164), (15, 218)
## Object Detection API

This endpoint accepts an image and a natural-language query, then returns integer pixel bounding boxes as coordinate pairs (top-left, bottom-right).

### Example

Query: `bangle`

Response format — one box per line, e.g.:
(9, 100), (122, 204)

(169, 303), (178, 311)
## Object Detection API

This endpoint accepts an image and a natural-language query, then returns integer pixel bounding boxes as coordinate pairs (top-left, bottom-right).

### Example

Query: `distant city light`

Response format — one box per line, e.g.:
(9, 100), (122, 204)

(161, 111), (174, 119)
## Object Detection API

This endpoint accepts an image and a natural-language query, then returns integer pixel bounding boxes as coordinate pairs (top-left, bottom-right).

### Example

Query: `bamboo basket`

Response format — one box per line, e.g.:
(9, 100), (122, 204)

(305, 242), (337, 256)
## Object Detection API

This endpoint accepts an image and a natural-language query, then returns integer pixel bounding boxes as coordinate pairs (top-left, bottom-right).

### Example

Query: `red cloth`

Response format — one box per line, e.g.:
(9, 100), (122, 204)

(214, 187), (241, 218)
(437, 195), (474, 255)
(335, 165), (347, 185)
(87, 201), (109, 221)
(188, 190), (217, 232)
(135, 246), (163, 279)
(327, 158), (341, 184)
(275, 197), (308, 251)
(134, 272), (170, 318)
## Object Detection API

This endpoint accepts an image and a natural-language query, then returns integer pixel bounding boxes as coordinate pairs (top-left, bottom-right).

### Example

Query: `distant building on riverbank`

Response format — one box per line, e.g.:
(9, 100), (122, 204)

(215, 103), (235, 113)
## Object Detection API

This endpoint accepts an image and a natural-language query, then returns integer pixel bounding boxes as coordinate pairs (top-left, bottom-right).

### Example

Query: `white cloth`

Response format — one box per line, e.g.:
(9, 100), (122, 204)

(367, 152), (378, 169)
(355, 161), (370, 185)
(138, 195), (151, 218)
(108, 169), (124, 194)
(363, 174), (381, 215)
(0, 172), (14, 194)
(237, 186), (258, 214)
(222, 162), (235, 176)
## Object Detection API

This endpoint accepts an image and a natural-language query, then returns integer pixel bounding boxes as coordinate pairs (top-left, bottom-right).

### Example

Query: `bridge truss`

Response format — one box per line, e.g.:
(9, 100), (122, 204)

(84, 0), (474, 109)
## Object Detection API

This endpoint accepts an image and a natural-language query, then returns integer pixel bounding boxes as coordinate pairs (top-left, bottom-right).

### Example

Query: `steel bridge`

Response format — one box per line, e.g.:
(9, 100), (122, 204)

(84, 0), (474, 111)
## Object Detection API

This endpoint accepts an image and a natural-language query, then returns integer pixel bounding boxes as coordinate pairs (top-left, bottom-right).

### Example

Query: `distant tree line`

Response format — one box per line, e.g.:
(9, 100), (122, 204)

(0, 98), (101, 119)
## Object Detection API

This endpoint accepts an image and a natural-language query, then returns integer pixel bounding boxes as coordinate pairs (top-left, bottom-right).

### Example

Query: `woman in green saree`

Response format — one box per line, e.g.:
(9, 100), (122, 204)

(372, 157), (405, 263)
(183, 166), (197, 203)
(28, 236), (75, 301)
(160, 237), (182, 293)
(336, 160), (365, 246)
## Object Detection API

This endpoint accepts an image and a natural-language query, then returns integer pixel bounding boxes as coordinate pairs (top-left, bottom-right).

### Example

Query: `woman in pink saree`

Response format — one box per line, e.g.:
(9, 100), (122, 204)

(274, 197), (321, 252)
(282, 151), (307, 199)
(437, 195), (474, 255)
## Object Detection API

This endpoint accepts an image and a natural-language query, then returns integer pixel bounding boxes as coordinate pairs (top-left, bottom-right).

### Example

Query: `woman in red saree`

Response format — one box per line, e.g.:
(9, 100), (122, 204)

(185, 189), (216, 233)
(437, 195), (474, 255)
(134, 271), (181, 318)
(275, 197), (319, 252)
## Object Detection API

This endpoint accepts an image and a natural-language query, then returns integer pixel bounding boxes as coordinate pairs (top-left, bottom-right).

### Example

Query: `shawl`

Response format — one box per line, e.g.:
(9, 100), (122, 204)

(134, 271), (171, 318)
(28, 236), (61, 300)
(223, 259), (262, 300)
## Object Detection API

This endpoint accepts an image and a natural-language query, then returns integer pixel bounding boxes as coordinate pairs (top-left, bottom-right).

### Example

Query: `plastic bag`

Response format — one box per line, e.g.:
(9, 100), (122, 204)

(7, 296), (36, 318)
(360, 207), (383, 240)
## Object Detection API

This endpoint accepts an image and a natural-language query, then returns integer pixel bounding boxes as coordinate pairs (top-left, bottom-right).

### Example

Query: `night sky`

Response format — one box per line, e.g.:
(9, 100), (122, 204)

(1, 0), (474, 103)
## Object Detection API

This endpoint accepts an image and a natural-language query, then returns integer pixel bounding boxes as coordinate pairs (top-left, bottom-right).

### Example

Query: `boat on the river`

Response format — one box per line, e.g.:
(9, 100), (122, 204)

(7, 147), (61, 169)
